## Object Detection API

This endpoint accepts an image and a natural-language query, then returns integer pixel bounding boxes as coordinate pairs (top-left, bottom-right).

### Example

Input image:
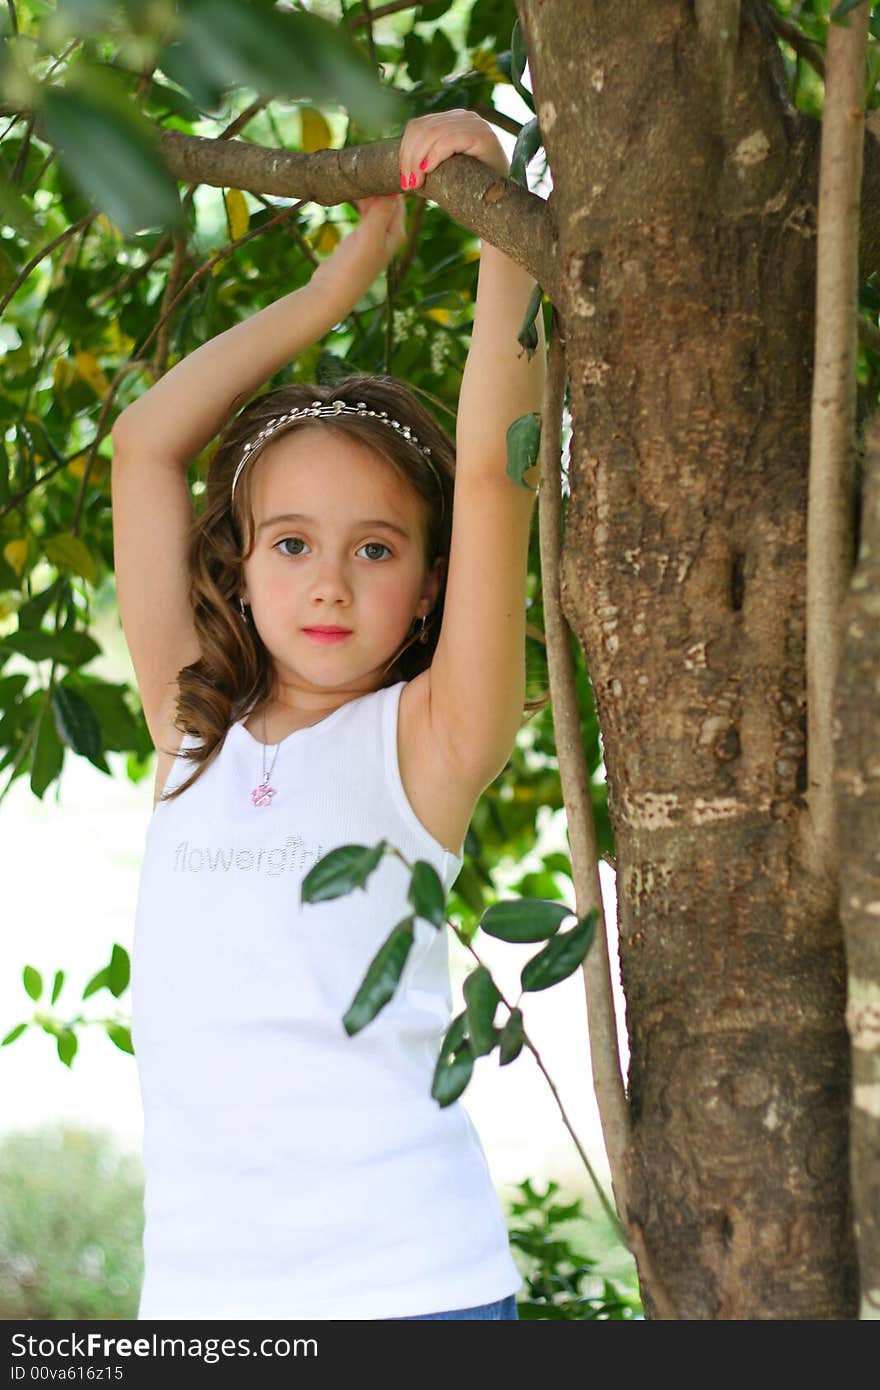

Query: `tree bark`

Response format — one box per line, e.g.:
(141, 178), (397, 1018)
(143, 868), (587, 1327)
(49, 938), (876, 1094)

(519, 0), (859, 1316)
(836, 411), (880, 1319)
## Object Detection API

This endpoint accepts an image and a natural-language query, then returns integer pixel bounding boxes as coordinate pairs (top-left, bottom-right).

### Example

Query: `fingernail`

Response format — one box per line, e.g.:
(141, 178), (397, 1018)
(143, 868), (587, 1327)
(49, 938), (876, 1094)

(408, 171), (416, 187)
(419, 158), (428, 171)
(400, 171), (406, 189)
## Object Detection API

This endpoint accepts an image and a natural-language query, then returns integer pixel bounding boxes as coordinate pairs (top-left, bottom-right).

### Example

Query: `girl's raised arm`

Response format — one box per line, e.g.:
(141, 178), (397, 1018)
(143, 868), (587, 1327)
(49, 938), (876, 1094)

(110, 196), (405, 747)
(110, 195), (406, 462)
(397, 112), (547, 794)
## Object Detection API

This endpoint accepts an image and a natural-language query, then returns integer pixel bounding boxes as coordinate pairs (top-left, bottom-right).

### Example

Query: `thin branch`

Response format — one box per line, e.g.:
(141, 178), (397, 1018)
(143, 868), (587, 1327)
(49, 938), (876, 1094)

(802, 0), (869, 882)
(472, 101), (524, 138)
(344, 0), (447, 27)
(0, 211), (96, 316)
(767, 6), (826, 81)
(537, 314), (631, 1221)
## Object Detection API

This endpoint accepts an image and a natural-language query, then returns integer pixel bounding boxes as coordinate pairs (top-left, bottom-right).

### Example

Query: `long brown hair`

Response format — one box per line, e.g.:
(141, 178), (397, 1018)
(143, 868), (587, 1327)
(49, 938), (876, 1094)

(157, 373), (546, 804)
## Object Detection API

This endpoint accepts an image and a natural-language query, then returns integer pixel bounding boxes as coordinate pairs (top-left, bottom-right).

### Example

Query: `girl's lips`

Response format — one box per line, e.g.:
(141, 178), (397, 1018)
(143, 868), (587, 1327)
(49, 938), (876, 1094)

(303, 628), (352, 643)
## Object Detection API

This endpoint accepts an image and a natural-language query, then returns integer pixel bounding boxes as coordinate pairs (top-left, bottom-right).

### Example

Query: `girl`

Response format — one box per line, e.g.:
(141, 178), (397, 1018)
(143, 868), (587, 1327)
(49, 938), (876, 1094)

(110, 110), (546, 1321)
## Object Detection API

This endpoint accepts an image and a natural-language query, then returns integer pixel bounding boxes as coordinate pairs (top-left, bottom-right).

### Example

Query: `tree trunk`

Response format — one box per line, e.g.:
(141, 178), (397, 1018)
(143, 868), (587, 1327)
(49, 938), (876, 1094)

(520, 0), (859, 1317)
(836, 411), (880, 1319)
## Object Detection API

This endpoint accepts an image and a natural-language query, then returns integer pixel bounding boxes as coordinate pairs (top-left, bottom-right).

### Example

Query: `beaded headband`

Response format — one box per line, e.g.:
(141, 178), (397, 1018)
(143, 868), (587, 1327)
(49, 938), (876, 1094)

(230, 399), (445, 521)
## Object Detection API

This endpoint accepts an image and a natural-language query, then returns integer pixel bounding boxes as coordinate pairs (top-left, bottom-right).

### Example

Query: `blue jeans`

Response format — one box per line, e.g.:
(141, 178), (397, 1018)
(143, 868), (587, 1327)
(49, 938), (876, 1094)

(383, 1293), (519, 1320)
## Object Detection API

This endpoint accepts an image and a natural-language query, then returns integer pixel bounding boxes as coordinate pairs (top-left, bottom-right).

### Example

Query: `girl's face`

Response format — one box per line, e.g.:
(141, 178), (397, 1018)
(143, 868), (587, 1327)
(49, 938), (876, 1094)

(239, 425), (444, 701)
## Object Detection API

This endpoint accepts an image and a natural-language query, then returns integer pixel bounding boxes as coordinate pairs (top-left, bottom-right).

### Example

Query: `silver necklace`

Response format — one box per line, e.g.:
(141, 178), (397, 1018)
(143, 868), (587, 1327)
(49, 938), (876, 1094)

(250, 705), (280, 807)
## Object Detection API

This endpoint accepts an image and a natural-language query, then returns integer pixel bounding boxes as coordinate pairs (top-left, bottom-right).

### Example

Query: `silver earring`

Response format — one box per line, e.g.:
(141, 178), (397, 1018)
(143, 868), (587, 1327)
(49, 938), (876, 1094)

(239, 597), (247, 619)
(418, 614), (429, 644)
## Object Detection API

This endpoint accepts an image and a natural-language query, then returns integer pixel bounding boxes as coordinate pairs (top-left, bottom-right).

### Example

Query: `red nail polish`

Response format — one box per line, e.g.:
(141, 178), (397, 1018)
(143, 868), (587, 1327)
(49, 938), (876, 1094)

(408, 171), (416, 187)
(419, 158), (428, 171)
(400, 172), (406, 189)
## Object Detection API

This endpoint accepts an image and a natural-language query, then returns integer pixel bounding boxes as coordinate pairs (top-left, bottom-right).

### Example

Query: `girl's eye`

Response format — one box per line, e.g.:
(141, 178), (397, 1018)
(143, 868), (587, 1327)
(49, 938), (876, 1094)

(273, 537), (392, 562)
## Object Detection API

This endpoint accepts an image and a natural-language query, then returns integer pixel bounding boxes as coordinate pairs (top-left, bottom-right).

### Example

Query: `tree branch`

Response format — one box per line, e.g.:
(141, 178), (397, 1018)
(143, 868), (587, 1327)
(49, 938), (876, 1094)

(155, 128), (556, 293)
(802, 0), (868, 885)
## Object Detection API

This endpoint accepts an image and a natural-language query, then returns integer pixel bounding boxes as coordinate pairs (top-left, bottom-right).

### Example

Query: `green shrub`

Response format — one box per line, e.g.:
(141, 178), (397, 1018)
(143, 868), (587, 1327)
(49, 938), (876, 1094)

(506, 1177), (643, 1319)
(0, 1124), (144, 1319)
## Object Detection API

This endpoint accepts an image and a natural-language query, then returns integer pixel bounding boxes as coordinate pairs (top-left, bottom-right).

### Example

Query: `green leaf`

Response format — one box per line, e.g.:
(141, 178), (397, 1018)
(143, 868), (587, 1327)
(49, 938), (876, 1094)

(316, 349), (357, 385)
(106, 1023), (134, 1055)
(31, 702), (64, 798)
(499, 1007), (525, 1064)
(301, 841), (386, 903)
(342, 918), (415, 1035)
(431, 1023), (475, 1107)
(463, 965), (502, 1056)
(1, 628), (102, 667)
(466, 0), (518, 46)
(23, 965), (43, 1002)
(51, 685), (103, 760)
(50, 970), (65, 1006)
(480, 895), (573, 943)
(57, 1028), (78, 1068)
(165, 1), (405, 131)
(107, 945), (131, 999)
(1, 1023), (28, 1047)
(506, 409), (541, 489)
(42, 534), (98, 586)
(516, 281), (544, 358)
(521, 910), (598, 992)
(41, 81), (184, 235)
(81, 966), (109, 1001)
(509, 115), (542, 187)
(509, 18), (534, 110)
(408, 859), (447, 928)
(831, 0), (869, 20)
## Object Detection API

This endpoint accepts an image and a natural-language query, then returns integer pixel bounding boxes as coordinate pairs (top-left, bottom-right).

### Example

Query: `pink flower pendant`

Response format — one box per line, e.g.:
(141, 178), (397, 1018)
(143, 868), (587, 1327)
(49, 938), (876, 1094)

(250, 781), (276, 808)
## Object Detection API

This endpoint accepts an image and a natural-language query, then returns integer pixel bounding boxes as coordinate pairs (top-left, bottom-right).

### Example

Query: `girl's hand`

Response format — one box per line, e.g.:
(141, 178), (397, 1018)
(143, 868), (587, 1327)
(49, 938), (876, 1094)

(310, 194), (407, 307)
(397, 109), (509, 191)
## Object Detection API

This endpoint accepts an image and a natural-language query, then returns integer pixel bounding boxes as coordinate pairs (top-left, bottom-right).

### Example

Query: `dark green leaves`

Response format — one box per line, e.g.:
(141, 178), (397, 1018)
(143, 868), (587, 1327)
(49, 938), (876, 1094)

(520, 910), (598, 992)
(463, 965), (501, 1056)
(509, 18), (534, 111)
(517, 282), (544, 357)
(431, 1011), (475, 1106)
(52, 686), (103, 762)
(506, 410), (541, 489)
(300, 842), (387, 904)
(407, 859), (447, 928)
(831, 0), (869, 20)
(498, 1007), (525, 1064)
(342, 918), (416, 1036)
(480, 896), (574, 943)
(160, 1), (405, 130)
(509, 116), (542, 187)
(41, 83), (184, 235)
(1, 627), (101, 668)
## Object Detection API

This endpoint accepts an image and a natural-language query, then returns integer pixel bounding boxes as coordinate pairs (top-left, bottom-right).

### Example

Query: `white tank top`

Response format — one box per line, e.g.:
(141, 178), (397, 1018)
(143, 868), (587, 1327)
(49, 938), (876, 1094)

(131, 678), (522, 1319)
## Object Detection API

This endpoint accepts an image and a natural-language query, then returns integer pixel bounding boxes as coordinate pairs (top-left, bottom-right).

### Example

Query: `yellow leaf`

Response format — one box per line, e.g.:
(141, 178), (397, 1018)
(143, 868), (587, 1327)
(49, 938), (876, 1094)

(224, 189), (250, 242)
(471, 49), (504, 82)
(101, 321), (135, 355)
(300, 107), (332, 153)
(53, 358), (76, 395)
(426, 307), (451, 324)
(307, 222), (341, 255)
(67, 453), (109, 485)
(75, 351), (110, 399)
(3, 539), (28, 577)
(96, 213), (121, 238)
(42, 534), (99, 586)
